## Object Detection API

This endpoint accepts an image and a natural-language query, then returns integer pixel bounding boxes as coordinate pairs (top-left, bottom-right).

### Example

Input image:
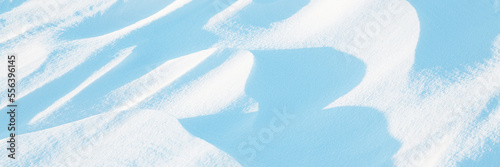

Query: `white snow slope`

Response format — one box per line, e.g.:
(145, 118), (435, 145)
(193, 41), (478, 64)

(0, 0), (499, 166)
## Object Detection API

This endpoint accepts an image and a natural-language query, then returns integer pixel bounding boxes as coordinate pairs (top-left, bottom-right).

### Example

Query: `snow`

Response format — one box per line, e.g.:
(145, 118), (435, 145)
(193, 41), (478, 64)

(104, 48), (217, 113)
(1, 109), (241, 166)
(1, 0), (500, 166)
(29, 46), (136, 125)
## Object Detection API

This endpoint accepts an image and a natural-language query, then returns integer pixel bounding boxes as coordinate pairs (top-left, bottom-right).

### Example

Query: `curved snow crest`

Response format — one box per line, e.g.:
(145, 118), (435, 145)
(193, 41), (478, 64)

(145, 49), (255, 119)
(0, 0), (192, 109)
(204, 0), (252, 32)
(29, 46), (136, 125)
(105, 48), (217, 112)
(206, 0), (500, 166)
(1, 109), (241, 166)
(325, 13), (500, 167)
(208, 0), (420, 114)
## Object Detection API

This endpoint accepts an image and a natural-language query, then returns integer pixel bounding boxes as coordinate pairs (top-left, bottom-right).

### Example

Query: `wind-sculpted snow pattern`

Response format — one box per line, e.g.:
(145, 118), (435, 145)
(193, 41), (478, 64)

(0, 0), (499, 166)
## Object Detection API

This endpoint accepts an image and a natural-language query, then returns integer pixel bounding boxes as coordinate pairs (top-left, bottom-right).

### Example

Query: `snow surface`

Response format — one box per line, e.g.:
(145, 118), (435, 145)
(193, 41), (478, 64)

(0, 0), (499, 166)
